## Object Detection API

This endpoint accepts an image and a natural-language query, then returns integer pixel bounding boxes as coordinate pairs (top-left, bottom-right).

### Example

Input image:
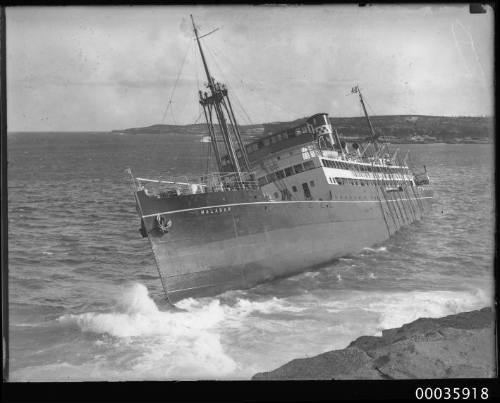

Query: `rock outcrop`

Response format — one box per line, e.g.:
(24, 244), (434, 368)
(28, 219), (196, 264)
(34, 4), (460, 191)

(252, 307), (496, 380)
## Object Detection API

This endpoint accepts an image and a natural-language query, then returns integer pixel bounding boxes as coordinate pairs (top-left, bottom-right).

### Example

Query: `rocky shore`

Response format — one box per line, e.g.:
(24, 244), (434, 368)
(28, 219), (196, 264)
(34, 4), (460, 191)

(252, 307), (496, 380)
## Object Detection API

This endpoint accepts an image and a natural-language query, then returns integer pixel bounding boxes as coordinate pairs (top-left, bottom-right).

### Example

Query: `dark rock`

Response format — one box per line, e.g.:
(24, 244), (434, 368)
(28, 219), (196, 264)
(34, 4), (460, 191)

(252, 347), (382, 380)
(252, 307), (496, 380)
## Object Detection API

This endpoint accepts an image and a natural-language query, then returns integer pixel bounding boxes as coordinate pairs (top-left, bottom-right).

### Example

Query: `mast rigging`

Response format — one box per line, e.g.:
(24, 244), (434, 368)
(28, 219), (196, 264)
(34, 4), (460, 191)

(190, 15), (250, 175)
(352, 85), (380, 153)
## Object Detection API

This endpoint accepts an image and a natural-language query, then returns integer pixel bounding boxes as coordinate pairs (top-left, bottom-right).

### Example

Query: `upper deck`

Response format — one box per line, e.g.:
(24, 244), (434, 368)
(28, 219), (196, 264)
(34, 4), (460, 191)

(219, 119), (316, 170)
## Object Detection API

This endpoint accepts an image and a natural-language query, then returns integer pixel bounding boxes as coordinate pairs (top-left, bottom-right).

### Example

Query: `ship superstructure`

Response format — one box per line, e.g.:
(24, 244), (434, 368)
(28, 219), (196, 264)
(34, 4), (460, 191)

(129, 16), (433, 303)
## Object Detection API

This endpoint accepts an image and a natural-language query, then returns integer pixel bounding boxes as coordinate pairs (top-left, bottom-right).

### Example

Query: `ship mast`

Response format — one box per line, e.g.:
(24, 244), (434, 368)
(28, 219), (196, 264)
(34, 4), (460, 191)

(191, 15), (250, 175)
(352, 85), (380, 153)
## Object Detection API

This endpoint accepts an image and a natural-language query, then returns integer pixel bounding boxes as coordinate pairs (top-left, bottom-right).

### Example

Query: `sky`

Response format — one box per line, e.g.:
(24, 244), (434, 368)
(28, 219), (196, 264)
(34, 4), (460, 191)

(6, 4), (494, 132)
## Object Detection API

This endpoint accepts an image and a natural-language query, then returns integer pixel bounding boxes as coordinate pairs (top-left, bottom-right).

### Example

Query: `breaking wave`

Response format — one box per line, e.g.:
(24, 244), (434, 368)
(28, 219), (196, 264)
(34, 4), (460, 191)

(323, 287), (491, 333)
(58, 283), (233, 379)
(56, 283), (305, 380)
(52, 282), (492, 381)
(362, 246), (388, 253)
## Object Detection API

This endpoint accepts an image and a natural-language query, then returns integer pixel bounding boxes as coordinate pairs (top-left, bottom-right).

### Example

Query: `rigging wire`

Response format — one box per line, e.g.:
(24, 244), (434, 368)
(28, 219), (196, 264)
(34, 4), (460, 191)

(191, 107), (204, 125)
(161, 41), (193, 124)
(168, 102), (178, 126)
(209, 43), (304, 119)
(193, 38), (201, 91)
(203, 44), (254, 127)
(207, 49), (254, 125)
(208, 43), (299, 124)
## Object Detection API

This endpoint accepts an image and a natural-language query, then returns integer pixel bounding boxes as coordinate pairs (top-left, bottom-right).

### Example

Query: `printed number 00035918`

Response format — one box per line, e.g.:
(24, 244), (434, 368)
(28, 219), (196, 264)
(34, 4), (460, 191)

(415, 387), (488, 400)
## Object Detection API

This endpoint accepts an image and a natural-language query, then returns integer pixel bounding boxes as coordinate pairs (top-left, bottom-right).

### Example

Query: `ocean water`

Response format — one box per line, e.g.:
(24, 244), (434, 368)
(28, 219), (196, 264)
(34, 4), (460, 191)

(7, 133), (494, 381)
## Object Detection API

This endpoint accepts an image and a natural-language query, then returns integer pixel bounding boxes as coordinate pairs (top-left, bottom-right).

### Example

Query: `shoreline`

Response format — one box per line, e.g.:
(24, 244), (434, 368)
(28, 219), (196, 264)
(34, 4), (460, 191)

(252, 307), (496, 380)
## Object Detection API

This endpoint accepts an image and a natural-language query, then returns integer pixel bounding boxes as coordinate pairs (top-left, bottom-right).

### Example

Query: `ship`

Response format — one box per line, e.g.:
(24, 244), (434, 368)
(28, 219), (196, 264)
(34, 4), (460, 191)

(129, 16), (433, 304)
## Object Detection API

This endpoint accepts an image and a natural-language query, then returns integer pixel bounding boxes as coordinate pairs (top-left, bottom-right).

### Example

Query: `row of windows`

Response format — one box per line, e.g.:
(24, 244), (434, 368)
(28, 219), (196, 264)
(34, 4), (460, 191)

(221, 131), (310, 165)
(246, 125), (312, 154)
(258, 160), (316, 186)
(321, 158), (408, 175)
(328, 177), (411, 186)
(289, 180), (315, 193)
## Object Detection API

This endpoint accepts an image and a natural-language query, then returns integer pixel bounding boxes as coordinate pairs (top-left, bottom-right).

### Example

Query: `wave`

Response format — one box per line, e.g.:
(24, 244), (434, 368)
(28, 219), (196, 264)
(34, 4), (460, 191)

(362, 246), (387, 253)
(323, 287), (491, 333)
(45, 282), (493, 381)
(57, 283), (305, 379)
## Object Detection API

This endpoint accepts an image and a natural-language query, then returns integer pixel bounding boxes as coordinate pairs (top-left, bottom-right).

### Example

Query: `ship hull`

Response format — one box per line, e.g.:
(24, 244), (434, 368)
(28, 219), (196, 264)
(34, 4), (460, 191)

(137, 187), (433, 302)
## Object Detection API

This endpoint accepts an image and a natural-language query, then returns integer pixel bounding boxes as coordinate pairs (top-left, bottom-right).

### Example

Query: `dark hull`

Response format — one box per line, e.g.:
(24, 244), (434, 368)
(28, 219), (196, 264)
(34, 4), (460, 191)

(137, 186), (433, 302)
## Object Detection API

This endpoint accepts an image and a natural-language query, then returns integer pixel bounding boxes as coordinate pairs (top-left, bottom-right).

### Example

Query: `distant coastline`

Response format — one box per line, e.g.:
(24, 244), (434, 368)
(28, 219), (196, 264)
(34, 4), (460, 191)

(9, 115), (493, 145)
(109, 115), (493, 144)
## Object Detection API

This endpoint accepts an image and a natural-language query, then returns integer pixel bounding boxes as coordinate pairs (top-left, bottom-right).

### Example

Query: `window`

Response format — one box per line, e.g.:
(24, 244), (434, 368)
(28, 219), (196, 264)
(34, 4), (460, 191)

(271, 136), (277, 144)
(303, 160), (315, 170)
(267, 173), (277, 182)
(276, 170), (285, 179)
(280, 188), (292, 200)
(263, 139), (270, 146)
(321, 159), (327, 167)
(292, 185), (298, 192)
(302, 182), (312, 200)
(309, 180), (315, 187)
(284, 167), (294, 177)
(294, 163), (304, 173)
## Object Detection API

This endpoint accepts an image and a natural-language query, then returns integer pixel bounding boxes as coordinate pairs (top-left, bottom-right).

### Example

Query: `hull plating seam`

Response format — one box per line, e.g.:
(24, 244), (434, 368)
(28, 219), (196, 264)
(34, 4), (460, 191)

(141, 196), (433, 218)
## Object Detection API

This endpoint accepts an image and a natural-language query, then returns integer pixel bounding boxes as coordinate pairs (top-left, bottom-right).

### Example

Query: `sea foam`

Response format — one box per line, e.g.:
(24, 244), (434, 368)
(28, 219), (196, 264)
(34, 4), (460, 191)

(57, 283), (304, 379)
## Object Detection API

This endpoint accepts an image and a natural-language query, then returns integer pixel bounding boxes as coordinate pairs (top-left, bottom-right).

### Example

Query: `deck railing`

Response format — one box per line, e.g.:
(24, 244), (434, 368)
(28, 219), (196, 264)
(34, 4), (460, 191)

(134, 171), (258, 196)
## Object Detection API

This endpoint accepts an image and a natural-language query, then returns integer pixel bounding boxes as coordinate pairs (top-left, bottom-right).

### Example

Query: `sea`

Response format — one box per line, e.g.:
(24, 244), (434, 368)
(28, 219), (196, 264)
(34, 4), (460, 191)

(7, 132), (495, 381)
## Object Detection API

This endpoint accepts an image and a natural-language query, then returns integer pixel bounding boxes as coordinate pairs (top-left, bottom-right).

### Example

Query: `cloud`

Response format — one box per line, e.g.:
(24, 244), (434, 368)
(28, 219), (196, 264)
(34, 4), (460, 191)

(6, 5), (494, 131)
